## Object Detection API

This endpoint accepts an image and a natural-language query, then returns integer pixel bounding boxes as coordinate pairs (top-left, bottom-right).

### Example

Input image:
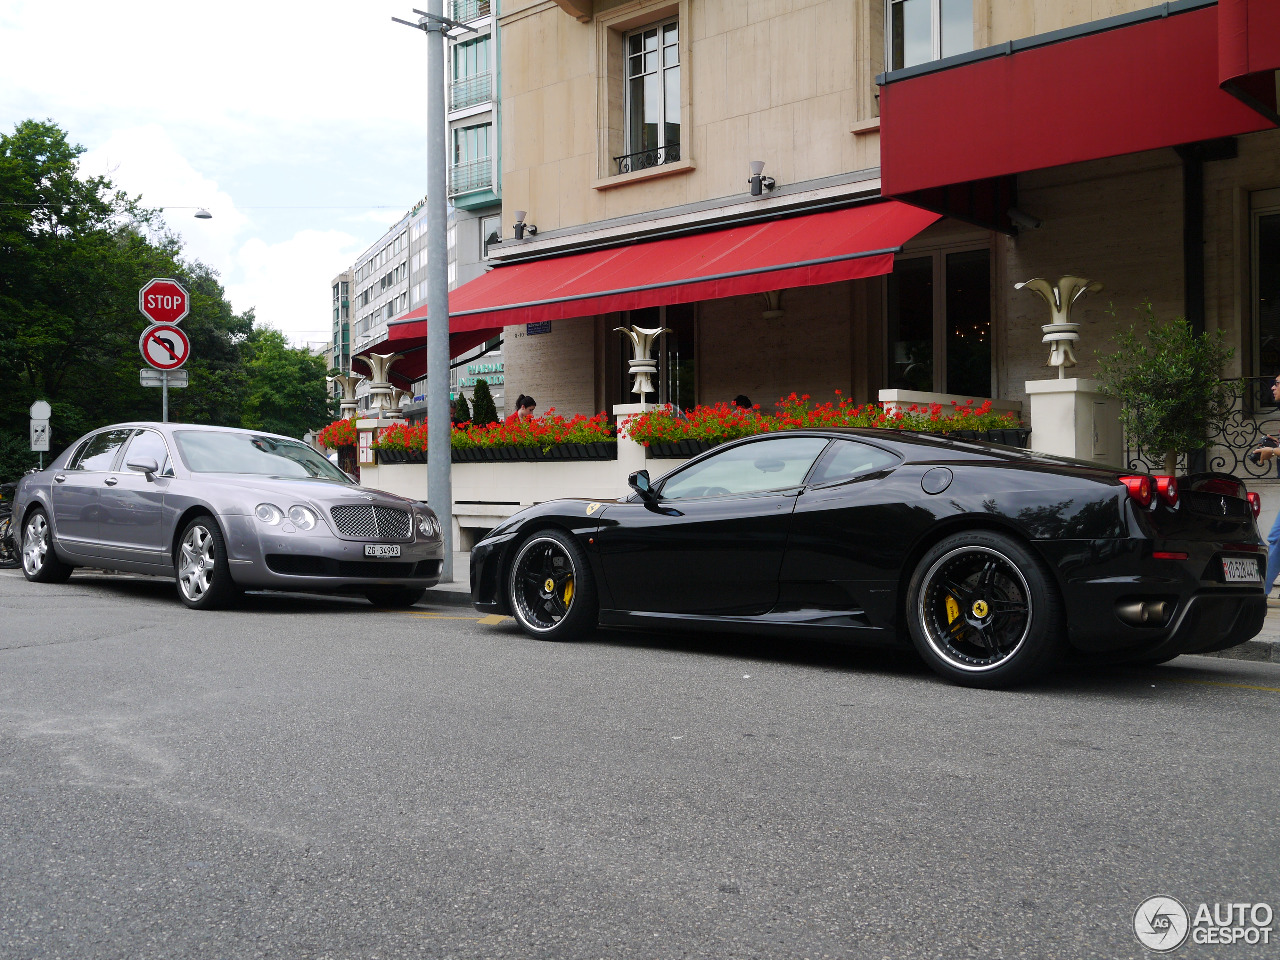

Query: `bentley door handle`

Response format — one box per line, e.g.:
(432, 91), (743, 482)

(54, 474), (66, 483)
(103, 477), (118, 486)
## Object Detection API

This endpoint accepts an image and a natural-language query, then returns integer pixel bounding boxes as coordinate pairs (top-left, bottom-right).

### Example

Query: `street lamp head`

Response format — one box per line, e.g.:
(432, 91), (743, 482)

(195, 208), (213, 219)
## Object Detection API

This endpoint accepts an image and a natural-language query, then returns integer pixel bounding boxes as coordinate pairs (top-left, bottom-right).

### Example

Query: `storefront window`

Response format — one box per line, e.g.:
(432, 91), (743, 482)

(887, 257), (934, 392)
(1254, 196), (1280, 407)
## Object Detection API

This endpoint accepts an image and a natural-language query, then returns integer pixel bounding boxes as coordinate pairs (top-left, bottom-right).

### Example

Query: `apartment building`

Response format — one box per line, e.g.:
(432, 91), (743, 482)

(356, 0), (1277, 470)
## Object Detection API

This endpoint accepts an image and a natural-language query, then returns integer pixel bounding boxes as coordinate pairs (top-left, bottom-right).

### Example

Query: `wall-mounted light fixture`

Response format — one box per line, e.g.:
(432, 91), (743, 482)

(513, 210), (538, 240)
(748, 161), (776, 197)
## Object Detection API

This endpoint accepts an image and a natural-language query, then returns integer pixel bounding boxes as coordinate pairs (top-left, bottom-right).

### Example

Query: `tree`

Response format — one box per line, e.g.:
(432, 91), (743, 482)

(0, 119), (327, 477)
(1096, 303), (1237, 473)
(241, 328), (332, 438)
(452, 390), (471, 424)
(471, 377), (499, 425)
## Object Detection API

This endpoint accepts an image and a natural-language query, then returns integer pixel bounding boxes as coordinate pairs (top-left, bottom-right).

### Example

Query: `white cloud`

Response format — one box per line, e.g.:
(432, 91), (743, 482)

(79, 126), (249, 273)
(228, 230), (366, 348)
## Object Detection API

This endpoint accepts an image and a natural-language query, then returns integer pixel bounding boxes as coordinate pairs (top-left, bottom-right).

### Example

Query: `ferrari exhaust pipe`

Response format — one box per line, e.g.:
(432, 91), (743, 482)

(1116, 599), (1171, 627)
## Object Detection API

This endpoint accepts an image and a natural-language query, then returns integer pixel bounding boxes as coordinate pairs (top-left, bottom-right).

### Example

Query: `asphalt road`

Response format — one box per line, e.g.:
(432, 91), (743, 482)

(1, 569), (1277, 960)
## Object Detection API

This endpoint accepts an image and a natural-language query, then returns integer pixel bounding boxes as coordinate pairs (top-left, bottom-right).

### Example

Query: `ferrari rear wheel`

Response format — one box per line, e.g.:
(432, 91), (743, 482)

(508, 529), (597, 641)
(907, 530), (1064, 688)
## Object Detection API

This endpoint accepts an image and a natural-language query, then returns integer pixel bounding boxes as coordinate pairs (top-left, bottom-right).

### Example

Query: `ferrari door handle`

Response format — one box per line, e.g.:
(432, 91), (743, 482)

(104, 477), (118, 486)
(54, 474), (66, 483)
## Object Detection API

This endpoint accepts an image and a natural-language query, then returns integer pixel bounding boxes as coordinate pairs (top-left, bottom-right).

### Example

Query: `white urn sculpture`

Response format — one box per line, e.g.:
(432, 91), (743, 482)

(327, 372), (366, 419)
(362, 352), (404, 412)
(1015, 276), (1102, 377)
(614, 324), (670, 399)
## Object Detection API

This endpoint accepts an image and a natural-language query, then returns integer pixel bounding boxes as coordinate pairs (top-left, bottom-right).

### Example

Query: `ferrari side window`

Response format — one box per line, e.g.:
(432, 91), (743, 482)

(807, 440), (899, 486)
(659, 436), (831, 500)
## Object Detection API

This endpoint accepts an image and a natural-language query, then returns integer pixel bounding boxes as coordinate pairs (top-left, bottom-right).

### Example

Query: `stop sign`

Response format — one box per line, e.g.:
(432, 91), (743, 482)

(138, 278), (190, 325)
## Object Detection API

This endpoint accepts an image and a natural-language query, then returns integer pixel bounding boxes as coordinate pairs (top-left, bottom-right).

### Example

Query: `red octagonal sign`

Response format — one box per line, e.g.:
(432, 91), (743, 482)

(138, 278), (190, 325)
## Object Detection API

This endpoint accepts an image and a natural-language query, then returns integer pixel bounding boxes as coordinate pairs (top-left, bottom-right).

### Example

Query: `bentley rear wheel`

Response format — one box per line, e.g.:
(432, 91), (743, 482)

(907, 530), (1064, 688)
(507, 529), (597, 641)
(21, 508), (73, 583)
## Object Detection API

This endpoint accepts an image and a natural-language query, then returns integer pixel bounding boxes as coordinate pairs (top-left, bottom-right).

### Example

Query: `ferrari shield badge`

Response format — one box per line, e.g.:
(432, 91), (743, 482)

(586, 502), (603, 515)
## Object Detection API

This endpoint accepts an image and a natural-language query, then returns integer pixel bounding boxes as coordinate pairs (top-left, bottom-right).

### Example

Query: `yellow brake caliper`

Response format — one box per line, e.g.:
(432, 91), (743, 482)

(563, 576), (574, 607)
(945, 594), (960, 624)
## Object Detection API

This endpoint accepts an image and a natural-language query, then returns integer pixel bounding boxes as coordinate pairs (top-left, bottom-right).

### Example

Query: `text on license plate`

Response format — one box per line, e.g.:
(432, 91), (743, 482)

(364, 544), (401, 558)
(1222, 557), (1261, 582)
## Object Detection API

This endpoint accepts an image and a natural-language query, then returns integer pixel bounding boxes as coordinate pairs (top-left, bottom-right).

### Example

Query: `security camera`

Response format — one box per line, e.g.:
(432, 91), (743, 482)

(1007, 207), (1042, 231)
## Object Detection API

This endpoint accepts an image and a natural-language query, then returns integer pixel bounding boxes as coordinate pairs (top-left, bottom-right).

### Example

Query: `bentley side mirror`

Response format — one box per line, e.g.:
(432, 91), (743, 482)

(628, 469), (659, 504)
(126, 457), (159, 480)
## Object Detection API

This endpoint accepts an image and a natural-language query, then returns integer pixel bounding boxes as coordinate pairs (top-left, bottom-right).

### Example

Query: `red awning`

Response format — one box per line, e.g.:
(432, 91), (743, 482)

(879, 2), (1277, 198)
(1219, 0), (1280, 122)
(360, 201), (940, 384)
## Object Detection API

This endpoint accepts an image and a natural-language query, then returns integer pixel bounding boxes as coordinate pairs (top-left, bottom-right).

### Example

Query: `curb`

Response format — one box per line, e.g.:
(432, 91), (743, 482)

(417, 587), (475, 610)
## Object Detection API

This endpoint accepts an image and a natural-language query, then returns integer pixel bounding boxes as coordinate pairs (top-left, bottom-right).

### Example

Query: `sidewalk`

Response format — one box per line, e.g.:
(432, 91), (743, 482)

(425, 552), (1280, 664)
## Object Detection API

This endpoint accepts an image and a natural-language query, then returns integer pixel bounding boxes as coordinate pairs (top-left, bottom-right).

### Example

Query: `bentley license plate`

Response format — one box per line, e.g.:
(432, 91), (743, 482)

(364, 544), (401, 558)
(1222, 557), (1260, 583)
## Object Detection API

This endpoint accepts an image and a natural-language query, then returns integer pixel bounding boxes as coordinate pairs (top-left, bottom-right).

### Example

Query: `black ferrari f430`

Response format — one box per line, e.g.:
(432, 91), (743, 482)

(470, 430), (1267, 687)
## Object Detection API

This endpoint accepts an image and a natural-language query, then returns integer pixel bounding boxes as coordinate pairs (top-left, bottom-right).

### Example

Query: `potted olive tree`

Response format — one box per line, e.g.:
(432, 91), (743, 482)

(1095, 303), (1237, 474)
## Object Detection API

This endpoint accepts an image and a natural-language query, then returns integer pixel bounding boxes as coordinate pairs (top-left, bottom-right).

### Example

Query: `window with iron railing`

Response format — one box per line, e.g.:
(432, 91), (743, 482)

(450, 72), (492, 111)
(452, 0), (491, 23)
(617, 19), (680, 176)
(449, 156), (493, 196)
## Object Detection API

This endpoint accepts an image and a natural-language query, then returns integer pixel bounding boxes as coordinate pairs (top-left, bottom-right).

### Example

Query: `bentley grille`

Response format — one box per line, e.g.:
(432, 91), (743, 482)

(330, 504), (413, 540)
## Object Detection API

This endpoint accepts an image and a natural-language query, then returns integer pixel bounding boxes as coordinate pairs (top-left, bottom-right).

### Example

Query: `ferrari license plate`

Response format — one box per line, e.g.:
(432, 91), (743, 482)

(364, 544), (401, 559)
(1222, 557), (1261, 583)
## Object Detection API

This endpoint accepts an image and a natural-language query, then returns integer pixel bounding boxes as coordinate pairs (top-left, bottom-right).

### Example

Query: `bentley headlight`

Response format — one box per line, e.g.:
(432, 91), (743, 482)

(255, 503), (283, 525)
(288, 505), (317, 530)
(416, 511), (437, 538)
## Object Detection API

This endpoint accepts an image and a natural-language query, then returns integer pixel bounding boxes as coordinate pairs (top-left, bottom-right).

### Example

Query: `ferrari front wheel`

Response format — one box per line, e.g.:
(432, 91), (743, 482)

(507, 529), (597, 641)
(906, 530), (1064, 688)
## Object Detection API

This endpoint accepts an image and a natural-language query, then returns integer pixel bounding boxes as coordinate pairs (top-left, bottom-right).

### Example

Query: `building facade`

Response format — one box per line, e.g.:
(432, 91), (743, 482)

(360, 0), (1277, 477)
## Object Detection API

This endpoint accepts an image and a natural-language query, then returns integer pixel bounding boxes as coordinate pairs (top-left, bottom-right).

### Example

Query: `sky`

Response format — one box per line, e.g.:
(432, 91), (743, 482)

(0, 0), (439, 348)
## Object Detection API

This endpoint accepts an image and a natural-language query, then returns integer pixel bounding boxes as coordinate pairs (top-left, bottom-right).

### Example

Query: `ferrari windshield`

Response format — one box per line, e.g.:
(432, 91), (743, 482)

(174, 431), (352, 482)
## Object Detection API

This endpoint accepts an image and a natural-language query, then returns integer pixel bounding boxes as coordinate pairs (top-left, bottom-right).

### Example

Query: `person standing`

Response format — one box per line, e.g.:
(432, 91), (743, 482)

(506, 394), (537, 425)
(1250, 373), (1280, 593)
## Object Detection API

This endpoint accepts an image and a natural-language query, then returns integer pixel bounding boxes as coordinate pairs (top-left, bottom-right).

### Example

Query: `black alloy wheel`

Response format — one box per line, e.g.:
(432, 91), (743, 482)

(907, 530), (1064, 688)
(20, 508), (73, 583)
(507, 529), (597, 641)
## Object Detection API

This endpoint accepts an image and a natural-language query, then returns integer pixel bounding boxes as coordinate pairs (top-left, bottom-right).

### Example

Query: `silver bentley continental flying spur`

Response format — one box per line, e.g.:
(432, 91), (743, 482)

(10, 422), (443, 609)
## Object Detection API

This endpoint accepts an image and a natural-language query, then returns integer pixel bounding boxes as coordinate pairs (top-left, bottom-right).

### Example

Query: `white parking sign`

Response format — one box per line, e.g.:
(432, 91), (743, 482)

(30, 419), (50, 452)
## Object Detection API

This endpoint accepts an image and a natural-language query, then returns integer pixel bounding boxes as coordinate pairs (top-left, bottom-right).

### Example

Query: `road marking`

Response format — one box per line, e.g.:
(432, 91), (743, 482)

(1166, 677), (1280, 694)
(399, 612), (487, 621)
(477, 614), (513, 625)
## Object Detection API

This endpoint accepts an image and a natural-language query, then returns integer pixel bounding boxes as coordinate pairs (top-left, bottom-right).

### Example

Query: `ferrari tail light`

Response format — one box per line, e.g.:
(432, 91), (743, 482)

(1154, 475), (1179, 507)
(1247, 491), (1262, 519)
(1120, 475), (1153, 508)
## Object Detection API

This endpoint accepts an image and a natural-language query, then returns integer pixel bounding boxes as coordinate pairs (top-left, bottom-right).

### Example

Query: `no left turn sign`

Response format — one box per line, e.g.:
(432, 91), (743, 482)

(139, 323), (191, 370)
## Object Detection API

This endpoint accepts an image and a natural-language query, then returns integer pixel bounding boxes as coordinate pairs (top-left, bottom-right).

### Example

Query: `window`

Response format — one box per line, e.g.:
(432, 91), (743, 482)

(451, 35), (492, 110)
(480, 214), (501, 260)
(659, 436), (831, 500)
(121, 429), (173, 477)
(451, 123), (492, 195)
(621, 19), (680, 173)
(807, 440), (899, 487)
(1252, 188), (1280, 408)
(887, 0), (972, 71)
(887, 247), (992, 396)
(70, 429), (133, 471)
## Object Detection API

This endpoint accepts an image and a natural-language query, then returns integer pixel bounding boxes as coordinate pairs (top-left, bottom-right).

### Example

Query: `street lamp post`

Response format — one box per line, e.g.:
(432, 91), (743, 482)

(393, 3), (476, 583)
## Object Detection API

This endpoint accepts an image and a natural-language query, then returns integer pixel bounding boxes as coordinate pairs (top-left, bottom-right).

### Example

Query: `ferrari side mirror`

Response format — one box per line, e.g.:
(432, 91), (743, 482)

(628, 469), (658, 504)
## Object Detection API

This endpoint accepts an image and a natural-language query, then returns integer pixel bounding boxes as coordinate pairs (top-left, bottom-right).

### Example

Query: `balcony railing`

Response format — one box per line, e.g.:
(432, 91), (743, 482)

(450, 72), (492, 111)
(451, 0), (490, 22)
(1124, 376), (1280, 479)
(449, 156), (493, 197)
(613, 142), (680, 176)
